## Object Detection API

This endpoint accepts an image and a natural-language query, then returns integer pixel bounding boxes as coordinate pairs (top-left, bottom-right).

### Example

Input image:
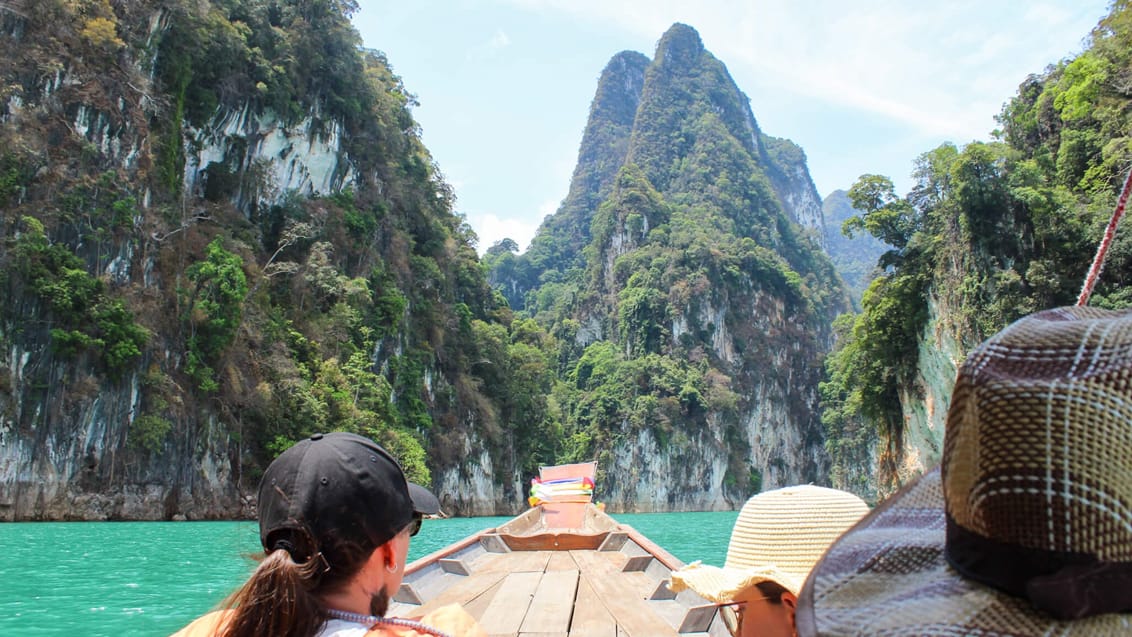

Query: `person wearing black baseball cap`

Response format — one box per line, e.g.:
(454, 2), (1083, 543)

(172, 432), (485, 637)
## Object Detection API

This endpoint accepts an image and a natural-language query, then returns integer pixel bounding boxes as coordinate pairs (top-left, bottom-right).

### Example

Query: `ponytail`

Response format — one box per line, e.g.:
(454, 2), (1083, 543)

(216, 529), (377, 637)
(219, 547), (327, 637)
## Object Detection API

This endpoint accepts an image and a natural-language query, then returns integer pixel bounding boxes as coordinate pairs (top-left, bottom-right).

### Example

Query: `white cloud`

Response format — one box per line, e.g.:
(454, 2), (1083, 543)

(468, 211), (540, 255)
(489, 29), (511, 49)
(504, 0), (1104, 142)
(466, 28), (513, 60)
(537, 197), (561, 221)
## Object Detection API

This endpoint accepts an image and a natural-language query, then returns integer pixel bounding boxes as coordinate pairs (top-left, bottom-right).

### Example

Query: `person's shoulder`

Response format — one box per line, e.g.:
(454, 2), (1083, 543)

(420, 604), (485, 636)
(365, 605), (487, 637)
(168, 610), (233, 637)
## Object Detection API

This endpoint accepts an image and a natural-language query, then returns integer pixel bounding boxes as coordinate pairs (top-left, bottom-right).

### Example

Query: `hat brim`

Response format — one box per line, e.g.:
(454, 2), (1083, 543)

(408, 482), (440, 516)
(797, 468), (1130, 636)
(669, 561), (803, 602)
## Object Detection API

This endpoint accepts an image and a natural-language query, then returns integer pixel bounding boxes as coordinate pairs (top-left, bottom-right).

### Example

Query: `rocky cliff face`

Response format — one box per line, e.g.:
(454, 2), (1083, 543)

(0, 3), (247, 521)
(890, 294), (962, 485)
(1, 7), (849, 520)
(186, 106), (357, 211)
(496, 23), (850, 511)
(0, 1), (525, 520)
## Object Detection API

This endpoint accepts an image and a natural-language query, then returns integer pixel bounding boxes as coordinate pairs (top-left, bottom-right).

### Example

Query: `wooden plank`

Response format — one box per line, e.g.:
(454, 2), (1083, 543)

(570, 551), (678, 637)
(479, 571), (544, 636)
(440, 557), (472, 575)
(622, 554), (652, 572)
(400, 569), (509, 620)
(579, 568), (679, 637)
(482, 534), (512, 553)
(643, 558), (671, 583)
(502, 531), (609, 551)
(401, 571), (462, 605)
(568, 572), (616, 637)
(394, 582), (425, 604)
(519, 570), (579, 634)
(401, 551), (551, 619)
(677, 604), (718, 633)
(620, 570), (664, 600)
(620, 525), (684, 571)
(569, 548), (628, 574)
(648, 580), (676, 601)
(406, 529), (494, 574)
(546, 552), (578, 571)
(500, 550), (554, 572)
(597, 532), (629, 552)
(463, 577), (505, 623)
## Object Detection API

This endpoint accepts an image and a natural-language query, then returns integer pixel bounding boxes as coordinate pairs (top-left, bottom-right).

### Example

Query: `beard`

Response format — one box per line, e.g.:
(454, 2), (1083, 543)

(369, 585), (390, 617)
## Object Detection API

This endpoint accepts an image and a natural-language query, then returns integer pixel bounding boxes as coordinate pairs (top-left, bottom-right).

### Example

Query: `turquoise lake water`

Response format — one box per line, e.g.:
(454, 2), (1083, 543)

(0, 510), (738, 636)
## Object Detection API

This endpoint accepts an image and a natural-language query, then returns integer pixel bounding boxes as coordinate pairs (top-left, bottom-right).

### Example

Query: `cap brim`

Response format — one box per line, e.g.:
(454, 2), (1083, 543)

(669, 561), (802, 602)
(797, 468), (1129, 636)
(408, 482), (440, 516)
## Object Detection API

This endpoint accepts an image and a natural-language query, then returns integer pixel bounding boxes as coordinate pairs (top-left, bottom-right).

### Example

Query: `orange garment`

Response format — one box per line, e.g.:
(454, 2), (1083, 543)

(170, 604), (486, 637)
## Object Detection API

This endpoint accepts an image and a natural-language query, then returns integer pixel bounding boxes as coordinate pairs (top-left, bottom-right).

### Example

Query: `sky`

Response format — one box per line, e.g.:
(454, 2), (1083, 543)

(352, 1), (1111, 254)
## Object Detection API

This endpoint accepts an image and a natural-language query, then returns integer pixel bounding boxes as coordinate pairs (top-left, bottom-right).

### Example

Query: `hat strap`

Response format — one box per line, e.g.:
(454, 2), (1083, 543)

(946, 515), (1132, 619)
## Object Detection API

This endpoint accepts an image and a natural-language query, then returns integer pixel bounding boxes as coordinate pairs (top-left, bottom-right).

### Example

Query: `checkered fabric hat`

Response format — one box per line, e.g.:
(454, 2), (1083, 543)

(797, 306), (1132, 636)
(669, 485), (868, 600)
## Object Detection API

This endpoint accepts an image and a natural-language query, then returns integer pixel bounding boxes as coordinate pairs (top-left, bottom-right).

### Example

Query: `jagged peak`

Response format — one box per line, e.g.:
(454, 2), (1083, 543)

(655, 23), (704, 69)
(604, 50), (651, 72)
(591, 50), (650, 125)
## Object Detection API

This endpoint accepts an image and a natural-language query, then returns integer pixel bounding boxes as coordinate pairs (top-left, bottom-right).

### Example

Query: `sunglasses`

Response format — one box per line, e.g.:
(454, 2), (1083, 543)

(718, 600), (746, 636)
(717, 597), (773, 637)
(406, 514), (423, 537)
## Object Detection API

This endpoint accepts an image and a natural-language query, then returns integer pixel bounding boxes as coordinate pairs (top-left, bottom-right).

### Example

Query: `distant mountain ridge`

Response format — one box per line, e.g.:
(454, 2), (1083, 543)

(822, 189), (889, 307)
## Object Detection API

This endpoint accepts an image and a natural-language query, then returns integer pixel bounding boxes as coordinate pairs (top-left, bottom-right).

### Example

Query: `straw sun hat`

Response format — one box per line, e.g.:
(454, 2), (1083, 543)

(669, 485), (869, 601)
(797, 306), (1132, 636)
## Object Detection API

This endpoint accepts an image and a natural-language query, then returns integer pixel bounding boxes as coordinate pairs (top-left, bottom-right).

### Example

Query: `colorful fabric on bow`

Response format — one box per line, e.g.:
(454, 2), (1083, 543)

(528, 476), (595, 507)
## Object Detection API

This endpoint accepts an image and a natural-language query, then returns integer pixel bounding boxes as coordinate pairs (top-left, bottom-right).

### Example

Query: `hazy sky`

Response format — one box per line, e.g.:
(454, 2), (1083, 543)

(353, 1), (1110, 253)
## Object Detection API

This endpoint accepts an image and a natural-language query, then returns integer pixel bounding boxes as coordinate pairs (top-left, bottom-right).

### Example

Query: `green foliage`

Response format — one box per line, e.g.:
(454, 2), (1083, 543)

(12, 217), (146, 377)
(845, 175), (917, 251)
(824, 1), (1132, 473)
(129, 414), (173, 454)
(155, 0), (372, 128)
(822, 190), (889, 306)
(184, 238), (248, 392)
(0, 152), (35, 207)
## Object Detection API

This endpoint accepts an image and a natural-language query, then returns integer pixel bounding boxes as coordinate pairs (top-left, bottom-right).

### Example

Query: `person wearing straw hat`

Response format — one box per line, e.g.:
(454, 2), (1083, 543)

(171, 432), (486, 637)
(669, 485), (869, 637)
(796, 306), (1132, 635)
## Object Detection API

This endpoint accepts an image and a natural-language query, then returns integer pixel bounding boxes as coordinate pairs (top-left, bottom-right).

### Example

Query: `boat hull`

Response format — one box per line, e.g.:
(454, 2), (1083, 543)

(391, 505), (730, 637)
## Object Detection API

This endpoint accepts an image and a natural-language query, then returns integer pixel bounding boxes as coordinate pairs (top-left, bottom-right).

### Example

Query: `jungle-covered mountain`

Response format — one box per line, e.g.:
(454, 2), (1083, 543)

(821, 0), (1132, 494)
(0, 1), (850, 520)
(822, 189), (888, 307)
(0, 0), (568, 520)
(485, 24), (852, 508)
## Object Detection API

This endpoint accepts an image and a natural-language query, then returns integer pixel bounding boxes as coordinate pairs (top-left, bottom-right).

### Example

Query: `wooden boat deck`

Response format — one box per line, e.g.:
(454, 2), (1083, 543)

(390, 505), (730, 637)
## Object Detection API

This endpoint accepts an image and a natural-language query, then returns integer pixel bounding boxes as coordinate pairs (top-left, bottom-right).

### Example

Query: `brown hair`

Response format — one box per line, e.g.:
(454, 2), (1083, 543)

(755, 580), (791, 604)
(218, 528), (376, 637)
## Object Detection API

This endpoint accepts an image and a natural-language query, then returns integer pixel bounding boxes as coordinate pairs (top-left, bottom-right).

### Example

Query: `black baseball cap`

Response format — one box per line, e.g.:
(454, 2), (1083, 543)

(257, 432), (440, 553)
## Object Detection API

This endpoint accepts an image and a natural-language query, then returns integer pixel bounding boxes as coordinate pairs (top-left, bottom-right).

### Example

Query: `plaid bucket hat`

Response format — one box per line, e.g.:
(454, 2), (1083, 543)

(669, 485), (869, 600)
(797, 306), (1132, 636)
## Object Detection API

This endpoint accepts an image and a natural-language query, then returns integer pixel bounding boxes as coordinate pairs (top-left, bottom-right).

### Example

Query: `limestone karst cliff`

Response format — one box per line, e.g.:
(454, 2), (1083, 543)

(2, 5), (857, 520)
(0, 0), (536, 520)
(488, 23), (851, 510)
(821, 0), (1132, 496)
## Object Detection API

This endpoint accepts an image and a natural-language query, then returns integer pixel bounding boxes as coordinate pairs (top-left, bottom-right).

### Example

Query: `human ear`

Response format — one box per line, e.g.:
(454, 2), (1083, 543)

(783, 590), (798, 630)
